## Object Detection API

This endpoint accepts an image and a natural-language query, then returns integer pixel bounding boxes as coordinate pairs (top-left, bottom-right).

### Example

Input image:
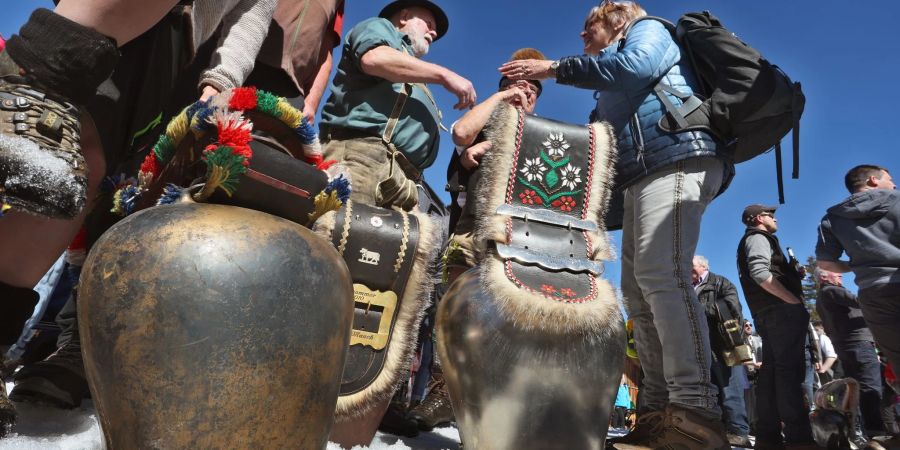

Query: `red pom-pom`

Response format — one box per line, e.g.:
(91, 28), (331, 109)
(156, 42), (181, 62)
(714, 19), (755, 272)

(217, 122), (252, 149)
(229, 87), (258, 111)
(230, 144), (253, 166)
(316, 158), (338, 171)
(139, 153), (159, 176)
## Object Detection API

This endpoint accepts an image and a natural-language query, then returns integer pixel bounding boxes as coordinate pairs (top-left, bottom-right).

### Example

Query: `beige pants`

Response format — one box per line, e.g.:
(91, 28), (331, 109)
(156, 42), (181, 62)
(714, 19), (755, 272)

(322, 135), (418, 211)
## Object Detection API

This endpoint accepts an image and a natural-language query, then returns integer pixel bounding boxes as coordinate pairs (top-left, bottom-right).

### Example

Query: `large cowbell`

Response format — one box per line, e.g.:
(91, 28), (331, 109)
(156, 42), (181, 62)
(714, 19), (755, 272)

(437, 104), (625, 450)
(78, 202), (353, 449)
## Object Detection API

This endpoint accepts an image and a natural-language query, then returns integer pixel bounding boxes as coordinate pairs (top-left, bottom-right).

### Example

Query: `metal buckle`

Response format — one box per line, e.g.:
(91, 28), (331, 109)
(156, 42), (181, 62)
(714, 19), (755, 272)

(349, 283), (397, 350)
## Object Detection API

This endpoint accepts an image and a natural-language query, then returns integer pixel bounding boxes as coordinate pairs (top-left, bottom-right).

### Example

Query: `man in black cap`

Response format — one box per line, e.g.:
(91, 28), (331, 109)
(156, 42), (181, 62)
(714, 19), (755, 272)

(736, 204), (816, 449)
(319, 0), (476, 211)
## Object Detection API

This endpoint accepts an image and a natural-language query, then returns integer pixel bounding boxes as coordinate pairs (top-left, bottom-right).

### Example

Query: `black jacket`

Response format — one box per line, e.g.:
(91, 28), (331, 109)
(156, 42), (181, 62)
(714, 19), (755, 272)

(737, 228), (804, 315)
(816, 282), (873, 345)
(696, 271), (744, 361)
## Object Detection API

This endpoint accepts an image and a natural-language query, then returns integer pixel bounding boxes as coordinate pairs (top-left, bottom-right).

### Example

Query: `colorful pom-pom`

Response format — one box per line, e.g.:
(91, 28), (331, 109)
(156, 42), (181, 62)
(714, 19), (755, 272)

(157, 183), (186, 205)
(139, 153), (160, 178)
(229, 87), (258, 111)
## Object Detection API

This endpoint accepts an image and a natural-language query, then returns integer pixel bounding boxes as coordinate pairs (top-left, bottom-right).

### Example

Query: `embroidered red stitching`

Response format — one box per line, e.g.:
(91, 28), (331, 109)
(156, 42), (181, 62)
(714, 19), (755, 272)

(582, 124), (596, 220)
(505, 260), (597, 304)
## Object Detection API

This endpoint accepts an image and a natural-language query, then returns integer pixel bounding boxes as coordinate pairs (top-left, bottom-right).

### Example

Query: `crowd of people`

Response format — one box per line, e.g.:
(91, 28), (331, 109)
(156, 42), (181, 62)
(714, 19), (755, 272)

(0, 1), (897, 449)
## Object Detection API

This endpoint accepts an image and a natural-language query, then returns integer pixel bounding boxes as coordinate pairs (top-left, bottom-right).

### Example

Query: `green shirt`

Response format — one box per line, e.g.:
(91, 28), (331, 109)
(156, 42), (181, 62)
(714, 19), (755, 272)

(320, 17), (441, 170)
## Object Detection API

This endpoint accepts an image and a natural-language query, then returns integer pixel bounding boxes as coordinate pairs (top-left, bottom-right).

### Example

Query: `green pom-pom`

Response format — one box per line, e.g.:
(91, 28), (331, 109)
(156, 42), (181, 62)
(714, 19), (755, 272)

(153, 135), (175, 163)
(256, 90), (280, 116)
(203, 146), (249, 195)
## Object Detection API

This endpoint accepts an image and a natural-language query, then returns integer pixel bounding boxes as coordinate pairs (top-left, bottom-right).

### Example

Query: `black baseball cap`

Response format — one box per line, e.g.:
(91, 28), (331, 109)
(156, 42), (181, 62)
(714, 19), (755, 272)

(742, 204), (778, 225)
(379, 0), (449, 41)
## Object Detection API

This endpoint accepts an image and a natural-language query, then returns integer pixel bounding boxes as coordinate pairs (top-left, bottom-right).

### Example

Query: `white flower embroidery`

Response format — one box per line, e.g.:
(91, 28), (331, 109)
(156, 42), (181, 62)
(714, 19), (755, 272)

(560, 164), (582, 190)
(543, 132), (570, 158)
(519, 157), (546, 182)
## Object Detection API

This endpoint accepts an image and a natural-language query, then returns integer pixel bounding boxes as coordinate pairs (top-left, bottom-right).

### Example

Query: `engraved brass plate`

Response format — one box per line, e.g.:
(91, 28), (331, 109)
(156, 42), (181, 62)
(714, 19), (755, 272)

(349, 283), (398, 350)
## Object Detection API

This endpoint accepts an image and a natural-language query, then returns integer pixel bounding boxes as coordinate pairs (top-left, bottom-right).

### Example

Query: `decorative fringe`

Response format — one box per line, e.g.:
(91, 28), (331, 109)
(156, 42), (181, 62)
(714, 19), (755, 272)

(256, 90), (280, 116)
(275, 97), (303, 129)
(156, 183), (186, 205)
(306, 174), (351, 225)
(194, 146), (250, 201)
(111, 185), (139, 216)
(131, 87), (332, 212)
(228, 86), (258, 111)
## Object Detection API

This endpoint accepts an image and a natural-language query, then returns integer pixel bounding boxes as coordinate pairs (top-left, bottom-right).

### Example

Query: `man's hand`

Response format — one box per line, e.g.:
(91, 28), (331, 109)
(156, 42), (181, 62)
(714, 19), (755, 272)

(460, 141), (491, 170)
(442, 70), (476, 110)
(498, 58), (555, 81)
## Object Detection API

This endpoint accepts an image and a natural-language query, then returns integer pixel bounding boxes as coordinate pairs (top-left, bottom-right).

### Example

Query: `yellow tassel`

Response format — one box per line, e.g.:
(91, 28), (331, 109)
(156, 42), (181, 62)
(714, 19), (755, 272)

(1, 203), (11, 214)
(165, 108), (191, 147)
(194, 165), (229, 201)
(306, 190), (343, 225)
(275, 98), (303, 129)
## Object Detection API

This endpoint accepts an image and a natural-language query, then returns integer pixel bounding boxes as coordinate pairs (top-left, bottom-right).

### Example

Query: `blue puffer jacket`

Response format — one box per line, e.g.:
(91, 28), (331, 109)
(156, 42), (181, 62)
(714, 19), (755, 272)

(556, 19), (733, 195)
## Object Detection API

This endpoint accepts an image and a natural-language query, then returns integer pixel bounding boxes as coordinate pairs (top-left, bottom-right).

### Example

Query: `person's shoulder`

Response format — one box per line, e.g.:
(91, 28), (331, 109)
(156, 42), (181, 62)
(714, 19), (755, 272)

(350, 17), (396, 36)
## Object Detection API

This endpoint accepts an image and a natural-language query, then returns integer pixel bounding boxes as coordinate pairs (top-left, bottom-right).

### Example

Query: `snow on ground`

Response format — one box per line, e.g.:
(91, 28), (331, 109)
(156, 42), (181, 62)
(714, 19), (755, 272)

(2, 382), (462, 450)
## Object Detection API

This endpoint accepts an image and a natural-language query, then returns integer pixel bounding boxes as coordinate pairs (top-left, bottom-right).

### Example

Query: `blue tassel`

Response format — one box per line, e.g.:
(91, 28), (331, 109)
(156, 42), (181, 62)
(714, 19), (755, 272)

(117, 185), (139, 216)
(324, 174), (351, 204)
(156, 183), (185, 206)
(294, 119), (319, 146)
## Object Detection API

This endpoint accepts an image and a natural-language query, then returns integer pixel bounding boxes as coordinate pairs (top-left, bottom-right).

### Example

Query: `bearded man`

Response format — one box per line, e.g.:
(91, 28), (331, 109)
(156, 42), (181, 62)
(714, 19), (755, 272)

(318, 0), (475, 211)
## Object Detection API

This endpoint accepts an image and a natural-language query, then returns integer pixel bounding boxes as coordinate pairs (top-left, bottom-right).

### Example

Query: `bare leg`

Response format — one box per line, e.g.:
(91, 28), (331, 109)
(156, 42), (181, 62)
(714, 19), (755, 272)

(55, 0), (179, 46)
(0, 114), (105, 288)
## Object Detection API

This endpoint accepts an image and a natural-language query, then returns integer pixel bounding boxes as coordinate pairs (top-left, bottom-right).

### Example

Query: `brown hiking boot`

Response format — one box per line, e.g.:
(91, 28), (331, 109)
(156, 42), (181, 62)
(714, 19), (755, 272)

(613, 405), (729, 450)
(0, 49), (85, 219)
(407, 378), (454, 432)
(608, 410), (666, 447)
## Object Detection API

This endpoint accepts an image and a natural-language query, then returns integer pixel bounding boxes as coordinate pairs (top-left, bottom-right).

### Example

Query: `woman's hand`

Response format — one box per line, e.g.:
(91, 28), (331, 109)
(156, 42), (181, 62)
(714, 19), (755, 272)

(199, 85), (220, 102)
(498, 59), (554, 81)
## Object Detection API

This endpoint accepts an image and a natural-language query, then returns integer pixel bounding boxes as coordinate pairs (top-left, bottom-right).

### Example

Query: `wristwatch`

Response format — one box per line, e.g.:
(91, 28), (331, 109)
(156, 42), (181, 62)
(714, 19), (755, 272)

(549, 59), (560, 77)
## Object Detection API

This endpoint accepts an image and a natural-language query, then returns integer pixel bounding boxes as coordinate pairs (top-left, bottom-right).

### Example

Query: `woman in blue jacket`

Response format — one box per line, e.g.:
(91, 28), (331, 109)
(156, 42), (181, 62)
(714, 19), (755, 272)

(500, 2), (733, 449)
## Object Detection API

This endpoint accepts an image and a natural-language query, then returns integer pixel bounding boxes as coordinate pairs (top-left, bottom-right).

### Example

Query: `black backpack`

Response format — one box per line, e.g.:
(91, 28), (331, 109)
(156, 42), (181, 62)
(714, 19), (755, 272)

(624, 11), (805, 203)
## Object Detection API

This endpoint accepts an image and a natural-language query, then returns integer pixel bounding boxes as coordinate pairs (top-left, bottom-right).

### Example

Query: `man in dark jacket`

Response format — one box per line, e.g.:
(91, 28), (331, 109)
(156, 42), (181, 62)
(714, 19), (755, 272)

(817, 165), (899, 368)
(815, 267), (885, 437)
(816, 165), (899, 449)
(692, 255), (752, 448)
(736, 204), (816, 449)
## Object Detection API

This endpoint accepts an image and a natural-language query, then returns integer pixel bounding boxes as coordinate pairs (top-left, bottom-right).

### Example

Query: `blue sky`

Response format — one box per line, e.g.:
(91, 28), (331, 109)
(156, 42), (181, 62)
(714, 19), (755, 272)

(3, 1), (898, 324)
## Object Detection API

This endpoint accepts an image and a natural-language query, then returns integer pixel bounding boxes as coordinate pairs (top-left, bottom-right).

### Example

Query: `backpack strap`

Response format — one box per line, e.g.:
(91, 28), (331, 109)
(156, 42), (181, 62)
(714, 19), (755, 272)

(775, 142), (785, 204)
(620, 17), (703, 133)
(792, 81), (802, 180)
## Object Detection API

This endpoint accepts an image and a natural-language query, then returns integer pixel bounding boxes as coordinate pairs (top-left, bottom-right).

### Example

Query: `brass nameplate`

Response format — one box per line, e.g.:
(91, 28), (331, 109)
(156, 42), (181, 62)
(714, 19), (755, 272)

(349, 284), (398, 350)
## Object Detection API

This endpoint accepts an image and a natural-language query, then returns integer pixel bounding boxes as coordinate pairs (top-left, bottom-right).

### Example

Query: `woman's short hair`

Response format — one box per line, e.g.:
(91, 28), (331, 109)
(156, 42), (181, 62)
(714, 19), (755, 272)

(584, 1), (648, 31)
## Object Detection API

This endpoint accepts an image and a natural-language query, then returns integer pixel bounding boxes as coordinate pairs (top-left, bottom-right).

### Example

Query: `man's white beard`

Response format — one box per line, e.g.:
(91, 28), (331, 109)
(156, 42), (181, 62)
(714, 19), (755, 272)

(407, 30), (430, 57)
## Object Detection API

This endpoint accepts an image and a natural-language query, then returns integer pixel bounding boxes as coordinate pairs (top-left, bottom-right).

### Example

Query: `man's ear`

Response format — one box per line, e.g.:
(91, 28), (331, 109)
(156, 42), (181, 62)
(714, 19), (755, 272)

(397, 8), (411, 27)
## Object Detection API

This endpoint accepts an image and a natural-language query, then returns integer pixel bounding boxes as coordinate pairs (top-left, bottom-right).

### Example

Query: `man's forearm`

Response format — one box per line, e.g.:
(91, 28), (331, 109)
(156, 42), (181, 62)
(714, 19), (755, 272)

(452, 93), (505, 146)
(360, 45), (447, 85)
(302, 45), (334, 120)
(758, 275), (803, 304)
(818, 260), (851, 274)
(819, 356), (836, 373)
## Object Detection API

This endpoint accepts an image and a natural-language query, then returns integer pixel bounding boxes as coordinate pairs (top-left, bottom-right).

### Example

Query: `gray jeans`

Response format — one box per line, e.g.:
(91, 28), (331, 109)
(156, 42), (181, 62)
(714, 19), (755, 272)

(621, 157), (725, 419)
